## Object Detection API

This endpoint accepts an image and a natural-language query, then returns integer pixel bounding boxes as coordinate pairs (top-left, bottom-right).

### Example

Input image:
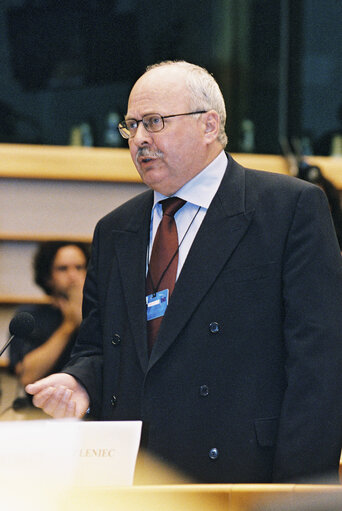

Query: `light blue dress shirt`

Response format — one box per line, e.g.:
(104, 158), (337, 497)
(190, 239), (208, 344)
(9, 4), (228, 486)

(148, 150), (228, 279)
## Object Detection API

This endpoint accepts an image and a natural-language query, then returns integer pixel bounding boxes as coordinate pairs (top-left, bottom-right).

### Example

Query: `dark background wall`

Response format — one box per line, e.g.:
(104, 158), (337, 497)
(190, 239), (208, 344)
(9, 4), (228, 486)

(288, 0), (342, 155)
(0, 0), (341, 154)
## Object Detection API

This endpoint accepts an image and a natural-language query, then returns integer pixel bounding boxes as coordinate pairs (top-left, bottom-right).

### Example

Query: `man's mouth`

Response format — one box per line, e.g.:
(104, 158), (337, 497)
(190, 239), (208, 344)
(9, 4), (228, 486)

(136, 148), (163, 166)
(138, 156), (156, 167)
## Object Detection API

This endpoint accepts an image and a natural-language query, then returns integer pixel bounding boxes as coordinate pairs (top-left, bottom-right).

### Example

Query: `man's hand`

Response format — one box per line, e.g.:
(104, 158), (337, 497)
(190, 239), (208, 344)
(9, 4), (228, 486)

(25, 373), (90, 419)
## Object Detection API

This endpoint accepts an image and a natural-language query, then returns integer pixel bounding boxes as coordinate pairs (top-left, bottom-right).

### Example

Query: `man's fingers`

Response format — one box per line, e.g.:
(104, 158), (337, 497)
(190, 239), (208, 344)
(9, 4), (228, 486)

(25, 375), (57, 396)
(26, 373), (77, 396)
(31, 385), (76, 418)
(25, 373), (90, 418)
(25, 381), (48, 396)
(64, 398), (77, 418)
(44, 387), (73, 418)
(31, 385), (56, 408)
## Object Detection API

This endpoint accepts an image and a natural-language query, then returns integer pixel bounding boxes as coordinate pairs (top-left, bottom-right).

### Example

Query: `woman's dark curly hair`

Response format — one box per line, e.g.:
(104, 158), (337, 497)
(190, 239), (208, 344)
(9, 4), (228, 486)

(34, 241), (91, 295)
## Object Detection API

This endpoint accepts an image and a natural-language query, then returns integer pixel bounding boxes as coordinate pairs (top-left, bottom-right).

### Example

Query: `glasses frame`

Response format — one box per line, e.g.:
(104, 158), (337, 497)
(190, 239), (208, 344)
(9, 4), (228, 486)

(117, 110), (208, 139)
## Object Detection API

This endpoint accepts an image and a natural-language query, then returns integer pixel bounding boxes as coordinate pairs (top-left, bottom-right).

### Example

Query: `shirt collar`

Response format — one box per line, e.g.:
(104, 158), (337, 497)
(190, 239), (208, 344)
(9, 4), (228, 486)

(153, 150), (227, 210)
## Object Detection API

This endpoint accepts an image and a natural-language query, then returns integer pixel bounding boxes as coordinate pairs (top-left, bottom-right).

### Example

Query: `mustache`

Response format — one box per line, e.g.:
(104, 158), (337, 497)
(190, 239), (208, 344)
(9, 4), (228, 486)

(136, 147), (164, 160)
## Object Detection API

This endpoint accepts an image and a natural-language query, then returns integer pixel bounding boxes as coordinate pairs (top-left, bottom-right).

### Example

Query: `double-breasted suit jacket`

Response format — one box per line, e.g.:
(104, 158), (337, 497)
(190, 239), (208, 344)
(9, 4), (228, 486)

(65, 154), (342, 483)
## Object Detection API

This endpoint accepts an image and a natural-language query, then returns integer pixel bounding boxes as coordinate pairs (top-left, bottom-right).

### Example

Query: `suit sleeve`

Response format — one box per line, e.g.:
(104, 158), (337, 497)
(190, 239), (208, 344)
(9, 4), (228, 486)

(62, 222), (104, 417)
(273, 184), (342, 482)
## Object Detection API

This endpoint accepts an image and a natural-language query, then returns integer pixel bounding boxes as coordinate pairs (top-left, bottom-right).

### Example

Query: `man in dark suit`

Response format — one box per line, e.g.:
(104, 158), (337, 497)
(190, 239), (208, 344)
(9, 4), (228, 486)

(26, 61), (342, 483)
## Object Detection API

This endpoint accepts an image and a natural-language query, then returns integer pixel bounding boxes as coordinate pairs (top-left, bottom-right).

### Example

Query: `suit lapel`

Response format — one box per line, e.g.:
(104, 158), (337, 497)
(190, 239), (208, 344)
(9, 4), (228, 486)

(110, 191), (153, 372)
(148, 156), (254, 369)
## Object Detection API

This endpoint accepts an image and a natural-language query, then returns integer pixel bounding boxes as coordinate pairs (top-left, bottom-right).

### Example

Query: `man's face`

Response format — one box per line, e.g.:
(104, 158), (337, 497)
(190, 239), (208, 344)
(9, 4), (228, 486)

(48, 245), (87, 298)
(126, 67), (210, 196)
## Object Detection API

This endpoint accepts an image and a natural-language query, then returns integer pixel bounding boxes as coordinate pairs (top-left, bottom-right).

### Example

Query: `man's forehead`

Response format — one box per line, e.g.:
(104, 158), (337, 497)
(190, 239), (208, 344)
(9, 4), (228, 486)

(137, 65), (186, 89)
(127, 67), (189, 115)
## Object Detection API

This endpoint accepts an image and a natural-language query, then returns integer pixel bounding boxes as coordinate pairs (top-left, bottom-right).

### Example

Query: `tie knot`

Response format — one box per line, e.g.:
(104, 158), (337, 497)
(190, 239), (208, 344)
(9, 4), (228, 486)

(161, 197), (186, 217)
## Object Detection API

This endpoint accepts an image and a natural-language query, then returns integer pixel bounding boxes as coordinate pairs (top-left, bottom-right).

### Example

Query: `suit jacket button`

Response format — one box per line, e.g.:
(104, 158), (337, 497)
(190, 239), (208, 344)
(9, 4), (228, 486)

(209, 322), (219, 334)
(199, 385), (209, 397)
(112, 334), (121, 346)
(209, 448), (219, 460)
(111, 395), (117, 407)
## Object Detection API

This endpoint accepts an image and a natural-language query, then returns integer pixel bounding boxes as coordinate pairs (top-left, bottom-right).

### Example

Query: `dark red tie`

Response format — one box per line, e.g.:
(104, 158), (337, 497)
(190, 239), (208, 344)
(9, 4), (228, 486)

(146, 197), (186, 351)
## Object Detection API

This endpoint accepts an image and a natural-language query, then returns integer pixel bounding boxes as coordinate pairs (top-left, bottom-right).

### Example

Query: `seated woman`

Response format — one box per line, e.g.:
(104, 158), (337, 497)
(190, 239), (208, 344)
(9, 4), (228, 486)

(10, 241), (90, 387)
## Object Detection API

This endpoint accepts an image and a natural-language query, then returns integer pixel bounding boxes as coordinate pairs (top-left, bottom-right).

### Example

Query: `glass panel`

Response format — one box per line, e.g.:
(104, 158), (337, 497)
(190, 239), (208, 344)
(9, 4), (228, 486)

(0, 0), (340, 155)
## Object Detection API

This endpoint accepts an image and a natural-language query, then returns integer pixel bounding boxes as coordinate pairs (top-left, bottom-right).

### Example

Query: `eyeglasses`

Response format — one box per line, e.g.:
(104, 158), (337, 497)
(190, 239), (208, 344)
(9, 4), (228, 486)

(117, 111), (207, 139)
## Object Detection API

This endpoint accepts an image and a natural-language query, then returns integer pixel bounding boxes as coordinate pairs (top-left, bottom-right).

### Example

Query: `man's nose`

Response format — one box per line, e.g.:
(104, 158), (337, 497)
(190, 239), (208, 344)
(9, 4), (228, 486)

(132, 121), (153, 146)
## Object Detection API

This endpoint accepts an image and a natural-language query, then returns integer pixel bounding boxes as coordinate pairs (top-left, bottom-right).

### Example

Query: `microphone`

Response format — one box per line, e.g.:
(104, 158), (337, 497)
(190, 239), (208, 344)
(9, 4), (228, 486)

(0, 312), (35, 357)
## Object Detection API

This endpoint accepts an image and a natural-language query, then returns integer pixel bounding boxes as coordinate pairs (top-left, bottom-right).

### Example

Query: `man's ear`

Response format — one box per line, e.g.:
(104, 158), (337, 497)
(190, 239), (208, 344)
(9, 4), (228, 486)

(203, 110), (220, 142)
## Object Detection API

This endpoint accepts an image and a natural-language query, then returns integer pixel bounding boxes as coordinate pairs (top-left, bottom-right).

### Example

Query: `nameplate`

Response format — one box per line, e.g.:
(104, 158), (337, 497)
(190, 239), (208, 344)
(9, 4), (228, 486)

(0, 419), (142, 488)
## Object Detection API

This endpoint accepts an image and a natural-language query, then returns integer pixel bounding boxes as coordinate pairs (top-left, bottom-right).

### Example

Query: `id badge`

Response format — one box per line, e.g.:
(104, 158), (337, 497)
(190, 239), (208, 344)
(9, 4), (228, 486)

(146, 289), (169, 321)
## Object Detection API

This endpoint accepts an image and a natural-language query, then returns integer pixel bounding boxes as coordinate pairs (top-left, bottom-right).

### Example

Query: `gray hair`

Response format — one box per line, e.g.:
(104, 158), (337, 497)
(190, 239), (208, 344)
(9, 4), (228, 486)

(146, 61), (228, 148)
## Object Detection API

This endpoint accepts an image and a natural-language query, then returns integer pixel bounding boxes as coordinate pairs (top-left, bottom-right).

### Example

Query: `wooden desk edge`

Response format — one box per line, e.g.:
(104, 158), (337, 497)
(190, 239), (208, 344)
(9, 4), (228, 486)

(1, 143), (341, 187)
